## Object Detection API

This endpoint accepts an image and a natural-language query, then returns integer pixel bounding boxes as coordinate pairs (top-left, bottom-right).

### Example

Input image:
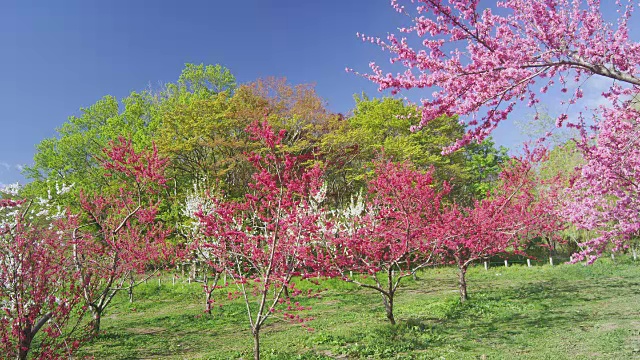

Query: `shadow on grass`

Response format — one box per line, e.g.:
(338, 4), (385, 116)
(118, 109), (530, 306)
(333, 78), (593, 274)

(82, 262), (640, 359)
(437, 278), (634, 339)
(327, 270), (640, 358)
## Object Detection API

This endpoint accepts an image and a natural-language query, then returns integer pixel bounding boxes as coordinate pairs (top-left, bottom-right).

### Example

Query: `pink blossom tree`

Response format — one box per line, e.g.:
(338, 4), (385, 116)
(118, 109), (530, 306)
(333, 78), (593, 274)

(0, 199), (85, 359)
(356, 0), (640, 261)
(564, 110), (640, 263)
(197, 121), (325, 360)
(437, 158), (561, 302)
(355, 0), (640, 151)
(72, 138), (174, 336)
(324, 160), (447, 324)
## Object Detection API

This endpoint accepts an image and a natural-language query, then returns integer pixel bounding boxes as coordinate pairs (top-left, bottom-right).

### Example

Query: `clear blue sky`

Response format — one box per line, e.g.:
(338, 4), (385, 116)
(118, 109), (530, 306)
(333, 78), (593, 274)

(0, 0), (630, 186)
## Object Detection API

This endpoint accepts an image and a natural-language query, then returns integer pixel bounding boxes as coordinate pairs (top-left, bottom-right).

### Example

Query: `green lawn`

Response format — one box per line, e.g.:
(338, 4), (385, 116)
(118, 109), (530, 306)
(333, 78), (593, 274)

(79, 258), (640, 359)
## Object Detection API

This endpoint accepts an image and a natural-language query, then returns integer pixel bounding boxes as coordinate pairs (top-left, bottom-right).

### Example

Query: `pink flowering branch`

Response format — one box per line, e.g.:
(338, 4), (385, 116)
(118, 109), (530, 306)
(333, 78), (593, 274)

(564, 107), (640, 263)
(354, 0), (640, 152)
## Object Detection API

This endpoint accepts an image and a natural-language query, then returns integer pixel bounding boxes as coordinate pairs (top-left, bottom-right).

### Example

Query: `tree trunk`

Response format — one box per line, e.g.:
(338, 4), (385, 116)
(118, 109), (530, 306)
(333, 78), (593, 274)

(128, 275), (135, 303)
(90, 308), (102, 337)
(381, 293), (396, 325)
(204, 273), (220, 315)
(381, 267), (397, 324)
(283, 285), (290, 299)
(189, 261), (196, 283)
(458, 265), (468, 303)
(385, 296), (396, 325)
(252, 327), (261, 360)
(18, 312), (54, 359)
(17, 331), (33, 360)
(205, 288), (213, 315)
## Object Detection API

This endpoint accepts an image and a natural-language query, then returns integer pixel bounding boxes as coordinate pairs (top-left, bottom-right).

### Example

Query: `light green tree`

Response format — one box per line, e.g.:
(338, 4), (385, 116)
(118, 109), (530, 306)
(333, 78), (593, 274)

(22, 92), (157, 206)
(320, 95), (508, 205)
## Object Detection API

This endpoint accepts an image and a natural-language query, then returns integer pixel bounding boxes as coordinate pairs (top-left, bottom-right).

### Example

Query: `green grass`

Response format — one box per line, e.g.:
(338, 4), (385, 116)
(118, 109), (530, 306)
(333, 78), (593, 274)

(79, 258), (640, 359)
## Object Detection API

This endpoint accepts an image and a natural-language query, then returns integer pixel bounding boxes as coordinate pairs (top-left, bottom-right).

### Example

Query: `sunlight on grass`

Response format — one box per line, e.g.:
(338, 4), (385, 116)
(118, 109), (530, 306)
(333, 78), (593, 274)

(79, 258), (640, 359)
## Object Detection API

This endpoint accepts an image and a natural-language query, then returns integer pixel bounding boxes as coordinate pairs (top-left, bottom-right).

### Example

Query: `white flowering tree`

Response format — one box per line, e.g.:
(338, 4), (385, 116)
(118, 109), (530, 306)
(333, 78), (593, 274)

(179, 178), (225, 314)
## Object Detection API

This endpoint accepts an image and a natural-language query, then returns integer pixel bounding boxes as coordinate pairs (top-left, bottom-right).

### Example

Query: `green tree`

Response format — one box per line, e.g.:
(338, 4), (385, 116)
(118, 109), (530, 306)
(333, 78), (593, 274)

(461, 138), (510, 202)
(320, 95), (508, 205)
(22, 92), (157, 206)
(23, 63), (237, 211)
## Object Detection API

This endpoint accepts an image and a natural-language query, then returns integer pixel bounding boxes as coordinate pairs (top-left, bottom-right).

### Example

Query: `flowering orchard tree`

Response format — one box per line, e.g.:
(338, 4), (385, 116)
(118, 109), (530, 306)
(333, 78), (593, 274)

(438, 158), (561, 302)
(564, 113), (640, 263)
(325, 160), (447, 324)
(326, 160), (449, 324)
(180, 180), (225, 315)
(356, 0), (640, 151)
(72, 138), (173, 336)
(195, 243), (225, 316)
(197, 121), (325, 360)
(0, 200), (85, 360)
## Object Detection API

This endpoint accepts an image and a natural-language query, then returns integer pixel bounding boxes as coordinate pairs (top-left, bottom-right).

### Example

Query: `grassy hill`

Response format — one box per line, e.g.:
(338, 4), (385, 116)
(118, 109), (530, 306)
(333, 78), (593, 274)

(79, 257), (640, 359)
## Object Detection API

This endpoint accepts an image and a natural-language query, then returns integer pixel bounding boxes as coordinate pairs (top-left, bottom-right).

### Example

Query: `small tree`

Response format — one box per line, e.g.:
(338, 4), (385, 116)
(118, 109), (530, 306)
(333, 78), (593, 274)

(325, 160), (446, 324)
(0, 199), (85, 359)
(438, 158), (558, 302)
(179, 180), (225, 315)
(72, 138), (173, 336)
(197, 121), (325, 360)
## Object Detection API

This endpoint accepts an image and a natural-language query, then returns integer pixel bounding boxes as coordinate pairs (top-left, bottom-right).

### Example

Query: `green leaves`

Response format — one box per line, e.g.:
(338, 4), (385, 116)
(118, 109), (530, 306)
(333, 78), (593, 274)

(177, 63), (236, 95)
(319, 95), (508, 205)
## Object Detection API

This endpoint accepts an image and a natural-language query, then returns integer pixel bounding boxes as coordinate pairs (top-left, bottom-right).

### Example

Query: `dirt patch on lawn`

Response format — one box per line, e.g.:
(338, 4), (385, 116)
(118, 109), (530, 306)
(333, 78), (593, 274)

(597, 323), (620, 332)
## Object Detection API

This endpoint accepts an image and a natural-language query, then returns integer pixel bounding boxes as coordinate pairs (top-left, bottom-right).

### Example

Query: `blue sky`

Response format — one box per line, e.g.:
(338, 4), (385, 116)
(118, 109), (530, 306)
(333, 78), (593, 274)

(0, 1), (634, 187)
